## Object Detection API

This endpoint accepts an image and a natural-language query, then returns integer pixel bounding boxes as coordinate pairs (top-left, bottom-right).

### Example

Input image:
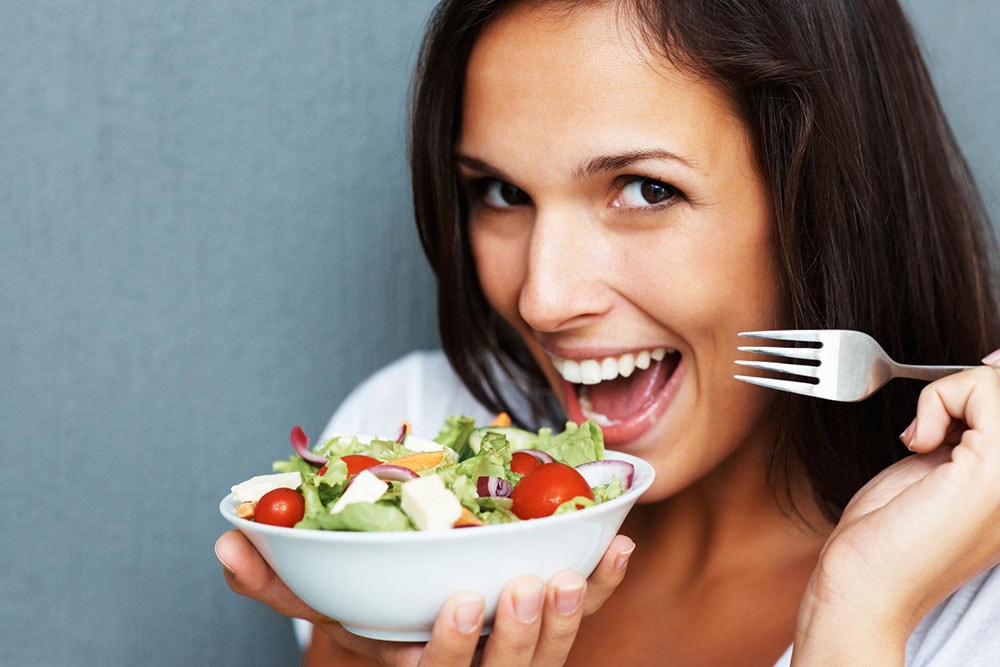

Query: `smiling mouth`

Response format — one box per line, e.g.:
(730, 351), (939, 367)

(550, 347), (681, 428)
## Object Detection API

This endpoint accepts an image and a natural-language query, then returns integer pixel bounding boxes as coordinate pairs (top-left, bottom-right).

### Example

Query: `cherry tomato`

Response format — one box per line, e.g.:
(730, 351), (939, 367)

(254, 487), (305, 527)
(510, 451), (543, 476)
(510, 462), (595, 519)
(341, 454), (380, 476)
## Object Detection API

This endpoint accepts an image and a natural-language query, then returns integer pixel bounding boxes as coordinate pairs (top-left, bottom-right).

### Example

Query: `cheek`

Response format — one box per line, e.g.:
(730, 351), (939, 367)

(625, 245), (778, 334)
(632, 210), (781, 333)
(471, 226), (566, 400)
(716, 238), (784, 333)
(470, 226), (525, 321)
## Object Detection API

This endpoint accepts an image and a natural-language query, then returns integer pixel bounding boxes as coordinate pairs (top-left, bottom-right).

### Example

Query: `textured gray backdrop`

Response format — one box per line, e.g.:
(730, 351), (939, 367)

(1, 1), (996, 665)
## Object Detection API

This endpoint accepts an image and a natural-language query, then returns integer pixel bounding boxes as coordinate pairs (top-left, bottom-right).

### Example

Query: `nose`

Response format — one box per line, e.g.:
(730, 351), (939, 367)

(518, 206), (612, 333)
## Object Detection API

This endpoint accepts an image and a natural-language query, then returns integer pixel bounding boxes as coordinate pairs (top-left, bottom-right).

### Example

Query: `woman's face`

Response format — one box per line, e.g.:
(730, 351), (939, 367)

(458, 2), (783, 498)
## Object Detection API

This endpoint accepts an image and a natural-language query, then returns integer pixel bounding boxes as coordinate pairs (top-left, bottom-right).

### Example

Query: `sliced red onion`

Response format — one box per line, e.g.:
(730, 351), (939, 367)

(477, 476), (513, 498)
(289, 425), (327, 466)
(575, 459), (635, 491)
(516, 449), (554, 464)
(394, 421), (410, 444)
(366, 464), (420, 482)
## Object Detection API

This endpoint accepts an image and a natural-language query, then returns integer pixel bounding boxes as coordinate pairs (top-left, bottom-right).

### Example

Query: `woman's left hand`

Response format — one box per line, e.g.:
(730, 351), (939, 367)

(793, 360), (1000, 664)
(216, 527), (635, 666)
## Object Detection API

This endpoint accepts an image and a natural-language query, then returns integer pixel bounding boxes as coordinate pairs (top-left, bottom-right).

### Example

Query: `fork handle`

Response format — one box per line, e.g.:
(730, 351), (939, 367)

(892, 363), (974, 382)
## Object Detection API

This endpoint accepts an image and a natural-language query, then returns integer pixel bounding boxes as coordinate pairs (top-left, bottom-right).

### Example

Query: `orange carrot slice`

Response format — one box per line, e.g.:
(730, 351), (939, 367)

(235, 501), (257, 520)
(389, 450), (445, 472)
(490, 412), (512, 427)
(454, 506), (485, 528)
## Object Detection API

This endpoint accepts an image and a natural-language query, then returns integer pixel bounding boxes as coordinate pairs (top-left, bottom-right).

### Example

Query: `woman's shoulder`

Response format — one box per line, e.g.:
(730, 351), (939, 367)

(317, 350), (497, 441)
(906, 564), (1000, 665)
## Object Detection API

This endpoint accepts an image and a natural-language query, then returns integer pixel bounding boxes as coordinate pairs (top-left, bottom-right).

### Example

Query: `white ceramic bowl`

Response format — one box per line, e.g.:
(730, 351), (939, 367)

(220, 450), (654, 641)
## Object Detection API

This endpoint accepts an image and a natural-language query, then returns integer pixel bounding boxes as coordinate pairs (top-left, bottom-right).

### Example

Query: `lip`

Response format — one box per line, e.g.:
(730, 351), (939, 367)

(562, 355), (685, 448)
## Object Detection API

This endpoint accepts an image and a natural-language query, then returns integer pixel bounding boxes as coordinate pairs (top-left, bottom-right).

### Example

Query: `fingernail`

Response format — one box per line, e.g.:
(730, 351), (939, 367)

(454, 594), (484, 634)
(899, 419), (916, 450)
(214, 546), (235, 576)
(982, 348), (1000, 366)
(615, 541), (636, 570)
(512, 582), (543, 624)
(554, 580), (585, 615)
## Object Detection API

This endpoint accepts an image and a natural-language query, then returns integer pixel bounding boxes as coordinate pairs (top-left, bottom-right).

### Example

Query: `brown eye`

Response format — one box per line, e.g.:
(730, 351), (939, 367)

(484, 179), (531, 207)
(615, 177), (680, 207)
(639, 179), (674, 204)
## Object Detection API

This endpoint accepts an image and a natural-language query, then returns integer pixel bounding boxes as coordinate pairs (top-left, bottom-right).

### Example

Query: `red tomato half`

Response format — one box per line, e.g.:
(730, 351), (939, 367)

(341, 454), (380, 476)
(254, 488), (305, 527)
(510, 451), (543, 476)
(510, 462), (595, 520)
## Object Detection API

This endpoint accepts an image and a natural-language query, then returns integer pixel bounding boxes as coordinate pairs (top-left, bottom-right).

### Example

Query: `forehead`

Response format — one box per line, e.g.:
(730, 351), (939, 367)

(466, 3), (661, 112)
(459, 2), (745, 169)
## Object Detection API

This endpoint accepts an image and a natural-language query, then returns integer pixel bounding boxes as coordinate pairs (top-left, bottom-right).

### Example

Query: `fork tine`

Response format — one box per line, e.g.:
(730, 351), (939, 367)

(736, 345), (821, 361)
(733, 374), (819, 398)
(734, 359), (820, 379)
(738, 330), (824, 343)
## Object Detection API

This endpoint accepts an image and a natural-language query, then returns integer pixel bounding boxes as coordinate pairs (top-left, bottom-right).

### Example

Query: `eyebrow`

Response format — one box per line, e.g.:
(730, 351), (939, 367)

(574, 149), (700, 178)
(455, 149), (699, 181)
(455, 154), (505, 178)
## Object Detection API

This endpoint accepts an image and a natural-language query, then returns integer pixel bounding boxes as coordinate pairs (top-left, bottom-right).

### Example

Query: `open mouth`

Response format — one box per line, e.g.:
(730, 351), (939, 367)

(552, 347), (683, 444)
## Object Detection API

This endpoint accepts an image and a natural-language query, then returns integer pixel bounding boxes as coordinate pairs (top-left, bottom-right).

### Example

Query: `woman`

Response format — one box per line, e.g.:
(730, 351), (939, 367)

(217, 1), (1000, 664)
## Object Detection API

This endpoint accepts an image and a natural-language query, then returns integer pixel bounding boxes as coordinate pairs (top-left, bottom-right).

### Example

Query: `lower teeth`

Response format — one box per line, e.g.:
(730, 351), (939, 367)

(578, 390), (619, 427)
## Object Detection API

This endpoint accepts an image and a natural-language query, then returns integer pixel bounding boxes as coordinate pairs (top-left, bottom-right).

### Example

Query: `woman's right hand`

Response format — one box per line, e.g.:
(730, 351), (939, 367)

(793, 360), (1000, 664)
(215, 529), (635, 666)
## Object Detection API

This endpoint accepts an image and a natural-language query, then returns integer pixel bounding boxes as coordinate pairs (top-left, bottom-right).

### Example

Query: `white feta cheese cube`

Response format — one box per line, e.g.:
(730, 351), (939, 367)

(401, 474), (462, 530)
(398, 435), (443, 452)
(231, 472), (302, 503)
(330, 470), (388, 514)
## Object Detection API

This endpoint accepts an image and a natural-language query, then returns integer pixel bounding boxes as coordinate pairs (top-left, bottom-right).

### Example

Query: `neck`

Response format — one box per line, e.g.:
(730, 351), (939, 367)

(625, 434), (832, 585)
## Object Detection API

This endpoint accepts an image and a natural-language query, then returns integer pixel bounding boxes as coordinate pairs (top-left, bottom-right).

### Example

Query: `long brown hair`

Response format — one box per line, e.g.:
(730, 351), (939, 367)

(408, 0), (1000, 521)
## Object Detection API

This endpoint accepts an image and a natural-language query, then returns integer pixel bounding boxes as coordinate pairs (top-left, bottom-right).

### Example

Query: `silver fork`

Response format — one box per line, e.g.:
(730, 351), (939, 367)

(733, 329), (973, 402)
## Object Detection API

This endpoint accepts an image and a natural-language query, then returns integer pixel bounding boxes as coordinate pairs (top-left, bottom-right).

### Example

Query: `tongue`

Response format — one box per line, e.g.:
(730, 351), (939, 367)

(585, 356), (674, 422)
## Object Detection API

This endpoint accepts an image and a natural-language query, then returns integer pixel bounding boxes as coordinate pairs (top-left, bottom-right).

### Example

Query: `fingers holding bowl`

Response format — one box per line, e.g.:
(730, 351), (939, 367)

(476, 577), (544, 665)
(214, 530), (377, 658)
(581, 534), (635, 615)
(415, 592), (487, 666)
(217, 529), (441, 666)
(531, 571), (588, 666)
(215, 529), (329, 624)
(477, 571), (586, 667)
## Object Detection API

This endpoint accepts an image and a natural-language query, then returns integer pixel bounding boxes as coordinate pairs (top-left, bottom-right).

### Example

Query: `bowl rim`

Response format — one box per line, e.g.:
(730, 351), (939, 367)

(220, 449), (654, 543)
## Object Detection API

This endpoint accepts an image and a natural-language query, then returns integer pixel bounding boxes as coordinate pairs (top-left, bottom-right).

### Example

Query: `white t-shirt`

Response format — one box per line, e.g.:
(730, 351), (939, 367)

(315, 349), (497, 445)
(297, 350), (1000, 664)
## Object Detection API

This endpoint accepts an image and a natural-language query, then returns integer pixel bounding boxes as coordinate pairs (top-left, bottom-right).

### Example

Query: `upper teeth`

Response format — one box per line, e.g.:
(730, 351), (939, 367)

(550, 347), (672, 385)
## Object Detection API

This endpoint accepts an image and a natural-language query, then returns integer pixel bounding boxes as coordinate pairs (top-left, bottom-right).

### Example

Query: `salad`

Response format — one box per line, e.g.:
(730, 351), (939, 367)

(230, 414), (637, 532)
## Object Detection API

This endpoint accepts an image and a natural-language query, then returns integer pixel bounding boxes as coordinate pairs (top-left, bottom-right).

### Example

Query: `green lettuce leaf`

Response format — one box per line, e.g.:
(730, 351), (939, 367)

(527, 421), (605, 467)
(448, 431), (511, 481)
(468, 425), (536, 454)
(434, 415), (478, 459)
(592, 476), (625, 504)
(474, 497), (519, 525)
(297, 501), (413, 532)
(553, 495), (596, 515)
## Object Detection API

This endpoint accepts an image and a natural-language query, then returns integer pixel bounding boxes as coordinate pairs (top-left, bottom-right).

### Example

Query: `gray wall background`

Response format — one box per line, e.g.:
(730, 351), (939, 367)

(1, 1), (997, 665)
